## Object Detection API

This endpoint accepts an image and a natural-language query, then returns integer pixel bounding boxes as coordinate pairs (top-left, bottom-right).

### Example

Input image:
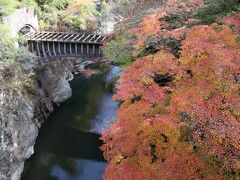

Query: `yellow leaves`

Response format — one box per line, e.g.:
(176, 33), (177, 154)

(70, 0), (95, 6)
(113, 155), (125, 164)
(140, 74), (154, 86)
(179, 50), (209, 67)
(148, 105), (169, 116)
(216, 25), (239, 48)
(231, 109), (240, 119)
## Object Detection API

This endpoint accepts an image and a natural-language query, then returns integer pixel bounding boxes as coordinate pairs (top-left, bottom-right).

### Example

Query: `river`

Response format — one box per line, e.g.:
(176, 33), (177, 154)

(21, 65), (121, 180)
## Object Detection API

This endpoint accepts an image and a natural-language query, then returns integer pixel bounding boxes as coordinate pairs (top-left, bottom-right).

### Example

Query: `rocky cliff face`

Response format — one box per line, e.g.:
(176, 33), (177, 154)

(0, 89), (43, 180)
(0, 58), (93, 180)
(37, 61), (75, 105)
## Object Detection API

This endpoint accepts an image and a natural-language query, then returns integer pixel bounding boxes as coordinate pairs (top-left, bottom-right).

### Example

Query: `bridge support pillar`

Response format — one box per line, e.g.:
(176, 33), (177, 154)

(81, 44), (84, 55)
(70, 43), (72, 54)
(93, 44), (95, 55)
(25, 39), (103, 59)
(53, 43), (56, 56)
(36, 42), (41, 57)
(41, 42), (46, 58)
(98, 46), (101, 55)
(87, 44), (89, 55)
(47, 42), (52, 57)
(75, 44), (78, 54)
(64, 43), (67, 54)
(30, 41), (34, 53)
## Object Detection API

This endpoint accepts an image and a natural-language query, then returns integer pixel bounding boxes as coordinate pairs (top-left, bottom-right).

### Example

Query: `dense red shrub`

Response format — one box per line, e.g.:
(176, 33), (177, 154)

(113, 51), (180, 104)
(130, 11), (188, 55)
(173, 24), (240, 174)
(102, 49), (224, 179)
(102, 22), (240, 179)
(224, 12), (240, 30)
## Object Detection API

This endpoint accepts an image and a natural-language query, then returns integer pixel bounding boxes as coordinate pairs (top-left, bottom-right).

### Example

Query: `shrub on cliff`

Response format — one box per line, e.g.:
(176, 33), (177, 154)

(0, 25), (17, 66)
(196, 0), (240, 24)
(59, 0), (101, 30)
(103, 33), (136, 66)
(0, 24), (35, 86)
(0, 0), (18, 17)
(18, 0), (101, 30)
(223, 12), (240, 30)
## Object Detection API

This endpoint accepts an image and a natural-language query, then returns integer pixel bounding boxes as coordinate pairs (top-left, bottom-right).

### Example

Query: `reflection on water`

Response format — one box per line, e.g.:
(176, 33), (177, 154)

(51, 160), (106, 180)
(21, 65), (121, 180)
(90, 66), (122, 134)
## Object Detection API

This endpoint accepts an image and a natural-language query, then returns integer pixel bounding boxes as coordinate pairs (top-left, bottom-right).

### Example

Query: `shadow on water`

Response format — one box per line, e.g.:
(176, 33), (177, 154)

(21, 65), (121, 180)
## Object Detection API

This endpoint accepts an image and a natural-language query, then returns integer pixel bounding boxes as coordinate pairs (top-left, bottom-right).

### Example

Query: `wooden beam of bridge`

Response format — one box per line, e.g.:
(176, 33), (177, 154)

(24, 32), (111, 44)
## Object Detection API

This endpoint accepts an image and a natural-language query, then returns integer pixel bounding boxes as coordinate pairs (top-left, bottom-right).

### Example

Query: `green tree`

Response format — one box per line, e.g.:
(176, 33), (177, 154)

(103, 33), (136, 66)
(0, 0), (19, 17)
(196, 0), (240, 24)
(61, 0), (100, 30)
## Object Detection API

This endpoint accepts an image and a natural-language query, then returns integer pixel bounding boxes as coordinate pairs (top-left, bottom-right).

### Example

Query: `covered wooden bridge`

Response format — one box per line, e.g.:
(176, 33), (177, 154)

(23, 32), (111, 59)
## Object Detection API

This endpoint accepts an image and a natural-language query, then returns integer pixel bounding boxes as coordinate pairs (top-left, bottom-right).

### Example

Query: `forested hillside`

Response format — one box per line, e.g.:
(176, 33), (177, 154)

(0, 0), (107, 92)
(101, 0), (240, 179)
(0, 0), (107, 31)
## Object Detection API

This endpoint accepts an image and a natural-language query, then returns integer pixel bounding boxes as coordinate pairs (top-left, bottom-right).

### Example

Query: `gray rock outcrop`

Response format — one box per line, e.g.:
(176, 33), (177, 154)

(0, 90), (42, 180)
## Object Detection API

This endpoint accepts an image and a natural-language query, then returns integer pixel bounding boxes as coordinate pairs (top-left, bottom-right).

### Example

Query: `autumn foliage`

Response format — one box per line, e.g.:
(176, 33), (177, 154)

(102, 51), (222, 179)
(174, 24), (240, 175)
(101, 0), (240, 179)
(224, 12), (240, 30)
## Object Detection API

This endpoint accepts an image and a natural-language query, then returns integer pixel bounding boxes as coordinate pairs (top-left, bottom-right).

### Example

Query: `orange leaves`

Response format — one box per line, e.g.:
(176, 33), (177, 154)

(179, 24), (240, 97)
(113, 51), (180, 104)
(179, 24), (240, 91)
(130, 12), (167, 50)
(180, 24), (239, 66)
(172, 24), (240, 174)
(102, 45), (223, 178)
(129, 10), (189, 55)
(130, 12), (166, 38)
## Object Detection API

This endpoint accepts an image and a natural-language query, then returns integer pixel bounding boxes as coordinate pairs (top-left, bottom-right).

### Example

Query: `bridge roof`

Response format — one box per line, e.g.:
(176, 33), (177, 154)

(24, 32), (111, 44)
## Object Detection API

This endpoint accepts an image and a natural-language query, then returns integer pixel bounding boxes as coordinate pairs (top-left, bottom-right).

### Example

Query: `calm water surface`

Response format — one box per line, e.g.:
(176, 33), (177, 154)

(21, 66), (121, 180)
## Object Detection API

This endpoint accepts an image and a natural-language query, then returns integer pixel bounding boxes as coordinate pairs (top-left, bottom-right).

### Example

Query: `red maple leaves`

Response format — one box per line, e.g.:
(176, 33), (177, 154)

(224, 12), (240, 30)
(101, 2), (240, 179)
